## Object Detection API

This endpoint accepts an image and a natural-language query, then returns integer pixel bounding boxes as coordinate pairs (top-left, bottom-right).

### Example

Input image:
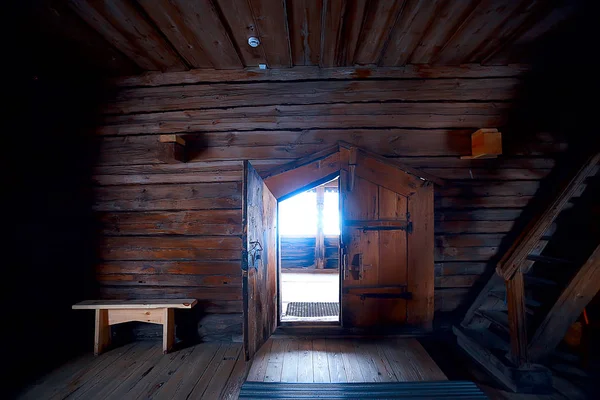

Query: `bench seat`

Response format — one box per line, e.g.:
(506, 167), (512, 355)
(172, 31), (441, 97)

(73, 299), (197, 355)
(72, 299), (197, 310)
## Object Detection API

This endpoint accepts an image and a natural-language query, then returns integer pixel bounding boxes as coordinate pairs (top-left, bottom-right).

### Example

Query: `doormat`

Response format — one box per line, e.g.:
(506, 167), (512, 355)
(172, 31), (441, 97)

(239, 381), (488, 399)
(286, 302), (339, 317)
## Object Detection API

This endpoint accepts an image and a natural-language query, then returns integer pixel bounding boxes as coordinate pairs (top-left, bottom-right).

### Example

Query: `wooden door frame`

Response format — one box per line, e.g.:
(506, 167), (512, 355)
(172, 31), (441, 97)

(275, 177), (343, 327)
(263, 142), (443, 330)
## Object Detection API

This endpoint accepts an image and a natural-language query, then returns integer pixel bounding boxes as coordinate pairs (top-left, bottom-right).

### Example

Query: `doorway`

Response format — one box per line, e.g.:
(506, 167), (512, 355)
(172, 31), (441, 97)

(278, 177), (340, 323)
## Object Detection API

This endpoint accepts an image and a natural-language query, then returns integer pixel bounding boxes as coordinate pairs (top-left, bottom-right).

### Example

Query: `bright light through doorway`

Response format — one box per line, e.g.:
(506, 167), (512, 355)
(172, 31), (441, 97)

(278, 191), (340, 236)
(279, 178), (340, 323)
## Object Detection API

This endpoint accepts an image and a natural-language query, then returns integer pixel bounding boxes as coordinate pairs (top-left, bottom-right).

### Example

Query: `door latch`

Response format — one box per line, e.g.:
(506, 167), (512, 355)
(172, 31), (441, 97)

(348, 253), (372, 280)
(249, 240), (263, 270)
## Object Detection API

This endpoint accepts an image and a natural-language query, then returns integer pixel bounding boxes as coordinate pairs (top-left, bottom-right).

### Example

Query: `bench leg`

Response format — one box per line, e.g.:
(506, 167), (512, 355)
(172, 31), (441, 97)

(163, 308), (174, 354)
(95, 309), (111, 356)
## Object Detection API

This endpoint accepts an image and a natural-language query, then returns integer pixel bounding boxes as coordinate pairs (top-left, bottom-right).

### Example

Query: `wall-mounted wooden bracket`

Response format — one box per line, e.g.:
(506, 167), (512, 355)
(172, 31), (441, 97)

(158, 134), (187, 163)
(461, 128), (502, 159)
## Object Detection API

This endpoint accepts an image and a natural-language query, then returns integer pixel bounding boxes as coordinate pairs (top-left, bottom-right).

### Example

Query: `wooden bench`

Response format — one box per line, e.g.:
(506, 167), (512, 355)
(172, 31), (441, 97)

(72, 299), (197, 355)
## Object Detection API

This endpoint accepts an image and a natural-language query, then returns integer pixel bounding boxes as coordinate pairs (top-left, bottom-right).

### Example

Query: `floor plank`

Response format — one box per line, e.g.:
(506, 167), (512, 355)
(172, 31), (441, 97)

(19, 337), (449, 399)
(187, 344), (229, 398)
(325, 339), (348, 383)
(105, 344), (176, 399)
(246, 339), (273, 381)
(312, 339), (331, 383)
(220, 355), (251, 400)
(48, 344), (135, 400)
(297, 339), (314, 382)
(281, 339), (299, 382)
(125, 344), (197, 399)
(365, 341), (397, 382)
(90, 345), (163, 399)
(339, 339), (365, 382)
(396, 338), (448, 381)
(264, 339), (285, 382)
(353, 340), (384, 382)
(152, 342), (221, 399)
(380, 339), (422, 381)
(71, 342), (155, 399)
(20, 354), (95, 400)
(202, 344), (242, 399)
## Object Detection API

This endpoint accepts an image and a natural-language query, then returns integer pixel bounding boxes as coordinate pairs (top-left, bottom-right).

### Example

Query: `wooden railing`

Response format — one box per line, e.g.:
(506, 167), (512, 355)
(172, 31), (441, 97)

(496, 153), (600, 280)
(497, 153), (599, 366)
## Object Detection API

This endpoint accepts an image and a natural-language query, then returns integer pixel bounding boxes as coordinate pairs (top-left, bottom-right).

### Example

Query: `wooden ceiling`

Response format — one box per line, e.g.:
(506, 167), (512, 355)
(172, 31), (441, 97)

(37, 0), (574, 75)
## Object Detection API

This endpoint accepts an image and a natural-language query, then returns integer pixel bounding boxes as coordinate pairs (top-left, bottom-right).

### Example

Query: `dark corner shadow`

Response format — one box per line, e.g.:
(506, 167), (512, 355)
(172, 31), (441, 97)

(454, 0), (600, 320)
(5, 3), (121, 396)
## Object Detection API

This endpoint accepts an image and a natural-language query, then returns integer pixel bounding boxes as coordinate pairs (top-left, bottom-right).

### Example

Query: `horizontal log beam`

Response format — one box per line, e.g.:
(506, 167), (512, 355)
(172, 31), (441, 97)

(113, 65), (529, 87)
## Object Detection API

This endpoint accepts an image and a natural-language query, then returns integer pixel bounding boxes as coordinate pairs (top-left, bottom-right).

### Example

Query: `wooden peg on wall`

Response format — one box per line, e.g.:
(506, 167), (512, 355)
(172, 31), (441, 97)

(158, 135), (187, 163)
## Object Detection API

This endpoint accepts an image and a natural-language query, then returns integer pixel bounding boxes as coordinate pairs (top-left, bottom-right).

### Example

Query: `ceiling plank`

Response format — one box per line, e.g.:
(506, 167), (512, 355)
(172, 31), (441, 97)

(321, 0), (370, 67)
(338, 0), (369, 66)
(468, 0), (546, 63)
(138, 0), (242, 69)
(353, 0), (406, 65)
(69, 0), (187, 72)
(484, 2), (577, 65)
(434, 0), (525, 65)
(216, 0), (266, 67)
(248, 0), (292, 67)
(380, 0), (442, 66)
(34, 2), (139, 76)
(287, 0), (323, 65)
(409, 0), (479, 64)
(320, 0), (345, 67)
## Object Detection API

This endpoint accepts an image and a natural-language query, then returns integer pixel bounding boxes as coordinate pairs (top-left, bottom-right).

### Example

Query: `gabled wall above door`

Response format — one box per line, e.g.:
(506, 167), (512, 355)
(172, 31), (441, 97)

(263, 142), (441, 330)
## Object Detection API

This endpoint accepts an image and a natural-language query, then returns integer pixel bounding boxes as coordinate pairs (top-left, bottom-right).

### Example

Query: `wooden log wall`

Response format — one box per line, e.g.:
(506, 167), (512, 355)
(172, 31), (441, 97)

(94, 66), (564, 338)
(281, 236), (339, 270)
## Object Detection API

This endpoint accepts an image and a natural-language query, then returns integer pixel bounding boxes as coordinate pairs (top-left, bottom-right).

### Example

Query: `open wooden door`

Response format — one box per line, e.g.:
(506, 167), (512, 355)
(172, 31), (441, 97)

(339, 147), (434, 329)
(242, 161), (278, 360)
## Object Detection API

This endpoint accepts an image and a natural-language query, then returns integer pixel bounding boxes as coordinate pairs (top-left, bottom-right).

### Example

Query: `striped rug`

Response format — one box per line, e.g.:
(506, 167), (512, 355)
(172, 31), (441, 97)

(238, 381), (488, 399)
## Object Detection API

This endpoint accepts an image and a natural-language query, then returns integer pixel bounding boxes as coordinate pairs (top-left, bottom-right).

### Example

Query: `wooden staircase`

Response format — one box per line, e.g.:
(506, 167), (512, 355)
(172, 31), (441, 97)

(455, 152), (600, 393)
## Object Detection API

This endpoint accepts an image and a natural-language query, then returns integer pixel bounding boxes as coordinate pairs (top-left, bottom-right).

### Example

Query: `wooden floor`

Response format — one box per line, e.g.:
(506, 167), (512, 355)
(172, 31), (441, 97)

(18, 341), (248, 400)
(247, 338), (447, 383)
(18, 337), (447, 399)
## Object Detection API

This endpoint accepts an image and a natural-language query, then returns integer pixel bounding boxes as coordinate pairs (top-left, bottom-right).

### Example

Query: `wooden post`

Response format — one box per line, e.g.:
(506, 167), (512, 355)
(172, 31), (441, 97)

(94, 309), (111, 356)
(315, 186), (325, 269)
(162, 308), (175, 354)
(506, 272), (528, 366)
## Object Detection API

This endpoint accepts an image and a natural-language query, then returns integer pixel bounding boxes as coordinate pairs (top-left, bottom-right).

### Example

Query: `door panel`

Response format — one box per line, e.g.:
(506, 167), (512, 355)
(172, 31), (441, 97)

(340, 168), (412, 327)
(242, 161), (277, 360)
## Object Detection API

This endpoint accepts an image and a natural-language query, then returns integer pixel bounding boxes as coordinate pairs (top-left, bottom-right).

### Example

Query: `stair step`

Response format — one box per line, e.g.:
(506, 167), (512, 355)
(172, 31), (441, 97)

(522, 240), (550, 273)
(551, 350), (581, 364)
(454, 326), (553, 392)
(489, 290), (541, 307)
(551, 363), (589, 378)
(461, 327), (509, 352)
(475, 310), (510, 333)
(526, 254), (574, 265)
